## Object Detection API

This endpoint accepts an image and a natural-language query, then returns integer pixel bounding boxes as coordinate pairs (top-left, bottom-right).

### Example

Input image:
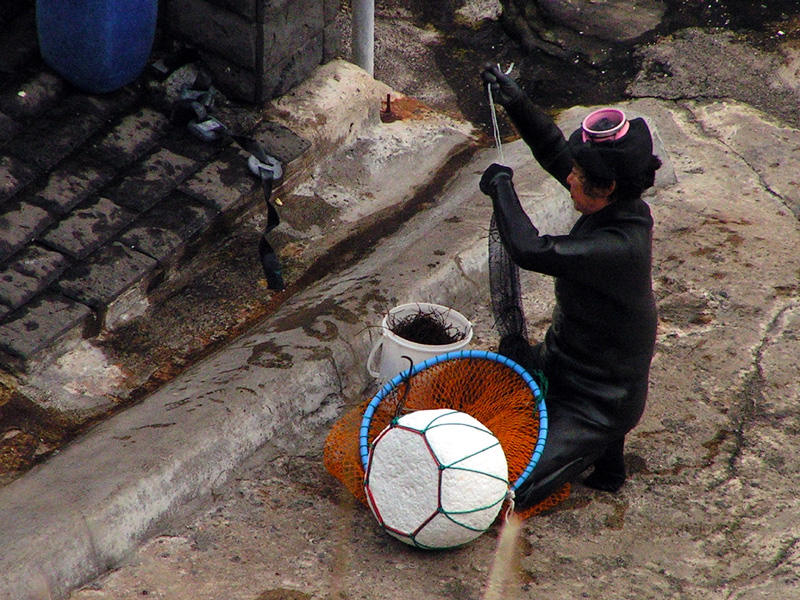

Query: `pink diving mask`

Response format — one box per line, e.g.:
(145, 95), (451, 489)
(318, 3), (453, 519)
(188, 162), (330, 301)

(581, 108), (630, 143)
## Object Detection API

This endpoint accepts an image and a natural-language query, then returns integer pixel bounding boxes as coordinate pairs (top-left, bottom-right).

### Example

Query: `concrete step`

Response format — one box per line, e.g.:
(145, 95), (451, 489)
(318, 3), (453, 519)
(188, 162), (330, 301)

(0, 56), (477, 467)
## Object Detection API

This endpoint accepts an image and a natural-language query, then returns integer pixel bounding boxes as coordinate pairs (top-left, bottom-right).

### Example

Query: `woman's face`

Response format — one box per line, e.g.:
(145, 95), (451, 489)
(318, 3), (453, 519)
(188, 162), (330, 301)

(566, 165), (616, 215)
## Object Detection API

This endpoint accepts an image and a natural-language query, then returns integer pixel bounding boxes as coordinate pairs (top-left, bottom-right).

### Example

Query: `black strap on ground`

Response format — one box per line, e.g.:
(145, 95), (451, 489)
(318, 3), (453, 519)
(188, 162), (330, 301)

(252, 159), (284, 291)
(170, 73), (286, 291)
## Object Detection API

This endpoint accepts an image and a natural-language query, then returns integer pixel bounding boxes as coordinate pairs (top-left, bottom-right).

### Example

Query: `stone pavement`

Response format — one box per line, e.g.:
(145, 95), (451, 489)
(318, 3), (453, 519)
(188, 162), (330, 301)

(0, 5), (302, 375)
(0, 4), (475, 450)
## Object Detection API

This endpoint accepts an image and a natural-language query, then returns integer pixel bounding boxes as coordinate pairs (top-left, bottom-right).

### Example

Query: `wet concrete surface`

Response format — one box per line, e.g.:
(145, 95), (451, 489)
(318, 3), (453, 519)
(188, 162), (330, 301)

(2, 1), (800, 598)
(55, 97), (800, 600)
(1, 0), (799, 485)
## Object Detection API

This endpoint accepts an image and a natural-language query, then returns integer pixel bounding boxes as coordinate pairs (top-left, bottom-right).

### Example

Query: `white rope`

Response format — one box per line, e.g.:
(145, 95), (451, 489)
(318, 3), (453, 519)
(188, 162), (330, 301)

(487, 63), (514, 164)
(487, 83), (505, 164)
(503, 488), (516, 522)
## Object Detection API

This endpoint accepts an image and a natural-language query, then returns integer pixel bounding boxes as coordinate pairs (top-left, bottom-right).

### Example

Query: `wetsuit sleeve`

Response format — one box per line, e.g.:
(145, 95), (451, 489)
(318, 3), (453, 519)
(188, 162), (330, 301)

(485, 172), (643, 288)
(503, 95), (573, 187)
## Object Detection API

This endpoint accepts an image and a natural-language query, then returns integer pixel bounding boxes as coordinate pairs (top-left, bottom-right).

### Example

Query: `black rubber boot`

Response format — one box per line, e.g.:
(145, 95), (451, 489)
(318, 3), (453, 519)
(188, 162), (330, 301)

(583, 437), (627, 493)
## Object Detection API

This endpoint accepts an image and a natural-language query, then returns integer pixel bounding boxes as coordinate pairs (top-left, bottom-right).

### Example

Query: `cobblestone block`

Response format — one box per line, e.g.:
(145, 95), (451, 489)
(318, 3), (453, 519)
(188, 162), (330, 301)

(87, 108), (171, 168)
(199, 54), (260, 105)
(259, 0), (291, 12)
(0, 244), (70, 312)
(0, 292), (94, 366)
(323, 21), (342, 61)
(168, 0), (257, 70)
(27, 154), (117, 215)
(0, 200), (53, 263)
(258, 0), (321, 13)
(0, 72), (64, 119)
(54, 242), (158, 311)
(0, 153), (39, 204)
(203, 0), (334, 17)
(160, 128), (225, 164)
(323, 0), (338, 25)
(9, 95), (114, 171)
(119, 192), (218, 264)
(204, 0), (256, 20)
(178, 145), (260, 213)
(167, 0), (333, 22)
(261, 0), (323, 61)
(82, 86), (142, 120)
(249, 120), (310, 165)
(261, 34), (325, 102)
(106, 148), (198, 212)
(39, 196), (137, 260)
(0, 7), (38, 74)
(169, 0), (335, 103)
(202, 32), (324, 104)
(0, 111), (22, 147)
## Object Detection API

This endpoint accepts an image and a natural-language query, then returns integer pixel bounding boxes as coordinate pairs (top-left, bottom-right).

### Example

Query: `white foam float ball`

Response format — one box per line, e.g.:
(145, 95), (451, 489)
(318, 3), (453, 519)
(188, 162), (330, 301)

(364, 408), (509, 549)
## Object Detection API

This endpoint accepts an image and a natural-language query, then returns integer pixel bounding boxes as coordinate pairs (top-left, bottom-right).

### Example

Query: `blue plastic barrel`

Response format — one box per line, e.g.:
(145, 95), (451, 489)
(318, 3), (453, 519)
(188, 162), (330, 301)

(36, 0), (158, 94)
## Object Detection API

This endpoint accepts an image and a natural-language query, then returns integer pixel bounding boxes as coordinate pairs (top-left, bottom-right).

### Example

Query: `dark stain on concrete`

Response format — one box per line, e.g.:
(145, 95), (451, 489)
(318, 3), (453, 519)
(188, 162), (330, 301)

(281, 192), (338, 233)
(303, 317), (339, 342)
(255, 588), (312, 600)
(247, 339), (293, 369)
(270, 297), (361, 335)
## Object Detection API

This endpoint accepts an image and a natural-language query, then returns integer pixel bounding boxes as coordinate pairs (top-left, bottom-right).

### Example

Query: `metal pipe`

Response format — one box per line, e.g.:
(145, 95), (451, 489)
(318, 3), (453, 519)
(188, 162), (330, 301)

(352, 0), (374, 76)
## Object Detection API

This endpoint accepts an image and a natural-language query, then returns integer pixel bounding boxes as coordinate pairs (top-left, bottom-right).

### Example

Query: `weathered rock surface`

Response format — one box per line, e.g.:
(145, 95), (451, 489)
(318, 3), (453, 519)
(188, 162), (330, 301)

(538, 0), (666, 41)
(629, 28), (800, 128)
(500, 0), (667, 64)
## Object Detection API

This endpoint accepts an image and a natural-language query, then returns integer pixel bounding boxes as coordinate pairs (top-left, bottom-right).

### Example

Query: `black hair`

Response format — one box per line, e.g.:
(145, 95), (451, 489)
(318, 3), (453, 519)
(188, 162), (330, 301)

(580, 154), (661, 202)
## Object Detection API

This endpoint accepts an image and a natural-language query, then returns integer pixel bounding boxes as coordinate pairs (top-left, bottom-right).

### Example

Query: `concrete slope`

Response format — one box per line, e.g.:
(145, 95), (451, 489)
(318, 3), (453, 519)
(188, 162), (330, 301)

(0, 77), (601, 597)
(65, 98), (800, 600)
(5, 94), (800, 600)
(0, 66), (492, 599)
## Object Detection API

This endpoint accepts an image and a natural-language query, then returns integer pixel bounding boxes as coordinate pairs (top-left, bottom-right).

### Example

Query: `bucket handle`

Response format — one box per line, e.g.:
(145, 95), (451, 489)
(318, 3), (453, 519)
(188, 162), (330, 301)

(366, 337), (383, 378)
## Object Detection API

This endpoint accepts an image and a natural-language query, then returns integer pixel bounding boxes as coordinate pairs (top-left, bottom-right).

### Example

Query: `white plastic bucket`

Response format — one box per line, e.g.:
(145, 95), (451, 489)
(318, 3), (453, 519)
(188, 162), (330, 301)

(366, 303), (473, 383)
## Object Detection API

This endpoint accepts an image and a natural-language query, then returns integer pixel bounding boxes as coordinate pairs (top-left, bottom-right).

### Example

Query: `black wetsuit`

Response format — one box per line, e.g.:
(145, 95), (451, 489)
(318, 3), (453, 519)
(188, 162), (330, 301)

(485, 97), (658, 508)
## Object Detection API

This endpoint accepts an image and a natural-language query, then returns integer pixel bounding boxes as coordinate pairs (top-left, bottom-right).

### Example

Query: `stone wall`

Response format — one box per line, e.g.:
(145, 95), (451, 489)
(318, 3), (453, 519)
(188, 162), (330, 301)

(165, 0), (342, 103)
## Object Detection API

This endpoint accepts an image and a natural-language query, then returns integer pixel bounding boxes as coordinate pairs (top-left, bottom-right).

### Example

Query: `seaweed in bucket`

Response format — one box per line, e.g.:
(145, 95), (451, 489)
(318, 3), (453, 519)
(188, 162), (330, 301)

(386, 306), (467, 346)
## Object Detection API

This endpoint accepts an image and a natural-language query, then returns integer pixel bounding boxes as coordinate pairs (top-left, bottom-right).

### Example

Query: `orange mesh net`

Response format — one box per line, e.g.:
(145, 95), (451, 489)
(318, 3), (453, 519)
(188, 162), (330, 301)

(323, 355), (570, 518)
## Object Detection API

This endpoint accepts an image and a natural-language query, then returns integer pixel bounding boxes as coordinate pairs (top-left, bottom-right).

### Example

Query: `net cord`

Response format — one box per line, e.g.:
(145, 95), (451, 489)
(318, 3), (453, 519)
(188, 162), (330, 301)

(358, 349), (548, 491)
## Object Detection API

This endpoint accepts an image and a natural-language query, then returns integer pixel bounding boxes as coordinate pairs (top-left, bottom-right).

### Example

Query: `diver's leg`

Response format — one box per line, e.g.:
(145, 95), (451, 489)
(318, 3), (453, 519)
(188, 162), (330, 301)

(512, 406), (608, 510)
(583, 437), (626, 492)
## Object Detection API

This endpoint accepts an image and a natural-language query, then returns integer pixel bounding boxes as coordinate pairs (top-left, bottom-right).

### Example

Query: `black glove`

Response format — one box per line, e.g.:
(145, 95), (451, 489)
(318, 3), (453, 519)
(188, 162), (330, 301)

(480, 163), (513, 195)
(481, 63), (524, 107)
